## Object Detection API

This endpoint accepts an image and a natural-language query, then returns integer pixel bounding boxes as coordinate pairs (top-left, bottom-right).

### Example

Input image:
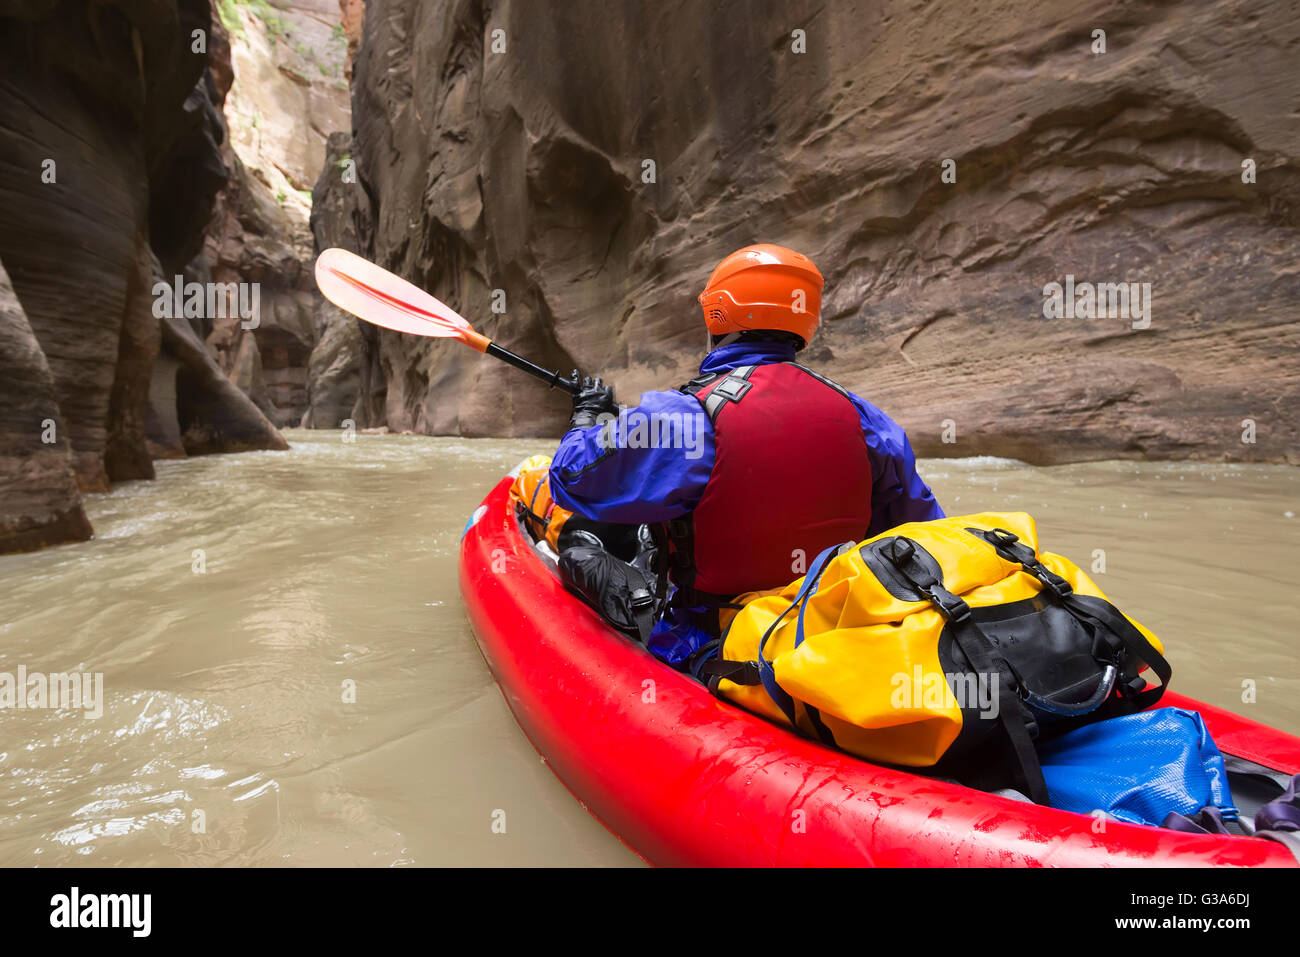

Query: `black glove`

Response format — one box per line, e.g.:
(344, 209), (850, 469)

(569, 371), (616, 429)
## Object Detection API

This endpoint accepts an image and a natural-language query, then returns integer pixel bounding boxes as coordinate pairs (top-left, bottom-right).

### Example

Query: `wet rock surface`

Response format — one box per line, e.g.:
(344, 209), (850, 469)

(0, 0), (286, 553)
(0, 262), (92, 552)
(304, 131), (372, 430)
(343, 0), (1298, 462)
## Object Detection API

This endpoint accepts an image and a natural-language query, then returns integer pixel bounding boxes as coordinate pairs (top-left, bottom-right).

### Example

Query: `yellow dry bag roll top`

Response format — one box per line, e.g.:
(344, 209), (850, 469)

(702, 512), (1172, 805)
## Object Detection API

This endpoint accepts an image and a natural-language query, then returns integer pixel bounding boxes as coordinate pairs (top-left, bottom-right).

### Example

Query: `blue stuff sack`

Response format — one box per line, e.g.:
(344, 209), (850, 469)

(646, 604), (715, 669)
(1038, 707), (1237, 827)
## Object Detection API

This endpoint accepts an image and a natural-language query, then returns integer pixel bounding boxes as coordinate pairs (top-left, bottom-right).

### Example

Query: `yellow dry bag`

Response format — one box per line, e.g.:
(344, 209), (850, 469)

(700, 512), (1171, 804)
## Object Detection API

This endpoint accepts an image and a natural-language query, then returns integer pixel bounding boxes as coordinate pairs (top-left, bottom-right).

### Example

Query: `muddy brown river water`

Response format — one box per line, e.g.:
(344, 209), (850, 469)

(0, 430), (1295, 866)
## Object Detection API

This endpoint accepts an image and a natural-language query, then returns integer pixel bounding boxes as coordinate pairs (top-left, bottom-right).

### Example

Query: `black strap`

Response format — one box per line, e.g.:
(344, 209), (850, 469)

(1059, 595), (1171, 709)
(973, 528), (1172, 708)
(516, 492), (547, 538)
(679, 371), (720, 395)
(699, 656), (761, 688)
(945, 618), (1052, 805)
(524, 474), (554, 533)
(880, 537), (972, 623)
(802, 704), (838, 747)
(878, 535), (1052, 805)
(648, 522), (671, 607)
(657, 515), (698, 595)
(974, 527), (1074, 596)
(629, 589), (659, 645)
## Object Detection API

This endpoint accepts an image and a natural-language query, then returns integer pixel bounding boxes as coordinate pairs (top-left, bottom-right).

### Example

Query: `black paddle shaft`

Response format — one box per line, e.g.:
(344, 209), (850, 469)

(485, 342), (581, 395)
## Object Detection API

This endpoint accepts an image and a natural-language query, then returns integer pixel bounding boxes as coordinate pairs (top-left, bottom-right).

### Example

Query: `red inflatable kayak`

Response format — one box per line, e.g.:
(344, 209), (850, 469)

(459, 469), (1300, 867)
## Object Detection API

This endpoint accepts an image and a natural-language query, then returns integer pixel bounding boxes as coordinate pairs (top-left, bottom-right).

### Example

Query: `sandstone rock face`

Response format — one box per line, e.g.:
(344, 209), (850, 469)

(0, 262), (92, 552)
(219, 0), (351, 204)
(338, 0), (365, 80)
(345, 0), (1299, 462)
(304, 131), (374, 429)
(0, 0), (287, 553)
(0, 0), (209, 491)
(156, 282), (292, 456)
(192, 148), (318, 428)
(201, 0), (353, 428)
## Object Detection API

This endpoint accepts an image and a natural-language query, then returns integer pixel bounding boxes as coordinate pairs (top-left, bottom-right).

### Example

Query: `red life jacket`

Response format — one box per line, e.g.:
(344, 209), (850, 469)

(663, 362), (873, 608)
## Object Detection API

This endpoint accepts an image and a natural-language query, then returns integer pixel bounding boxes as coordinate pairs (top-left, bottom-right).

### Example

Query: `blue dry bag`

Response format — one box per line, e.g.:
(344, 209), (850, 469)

(1038, 707), (1237, 827)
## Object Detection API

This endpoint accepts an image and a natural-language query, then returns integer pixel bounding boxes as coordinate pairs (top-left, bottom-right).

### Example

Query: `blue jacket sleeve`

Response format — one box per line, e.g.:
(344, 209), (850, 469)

(548, 389), (715, 524)
(848, 391), (945, 535)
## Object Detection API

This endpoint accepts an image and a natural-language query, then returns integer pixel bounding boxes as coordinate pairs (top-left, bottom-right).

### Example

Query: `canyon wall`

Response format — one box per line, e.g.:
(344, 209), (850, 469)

(341, 0), (1298, 461)
(304, 131), (373, 429)
(198, 0), (353, 428)
(0, 262), (92, 551)
(3, 0), (1297, 553)
(0, 0), (286, 553)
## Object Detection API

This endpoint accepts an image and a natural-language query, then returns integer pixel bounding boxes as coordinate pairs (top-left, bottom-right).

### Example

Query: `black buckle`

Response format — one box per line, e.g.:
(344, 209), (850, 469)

(925, 585), (972, 623)
(712, 377), (753, 402)
(1031, 563), (1074, 598)
(882, 538), (971, 622)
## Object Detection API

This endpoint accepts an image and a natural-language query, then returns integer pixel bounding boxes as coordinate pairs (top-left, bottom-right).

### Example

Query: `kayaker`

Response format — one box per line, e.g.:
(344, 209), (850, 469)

(548, 244), (943, 668)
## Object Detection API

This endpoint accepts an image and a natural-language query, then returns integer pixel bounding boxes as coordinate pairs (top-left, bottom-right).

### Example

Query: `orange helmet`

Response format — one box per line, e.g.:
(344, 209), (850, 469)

(697, 244), (824, 347)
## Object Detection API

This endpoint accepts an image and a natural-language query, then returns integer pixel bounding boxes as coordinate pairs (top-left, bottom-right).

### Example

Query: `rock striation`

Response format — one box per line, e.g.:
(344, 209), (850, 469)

(0, 0), (286, 553)
(341, 0), (1298, 462)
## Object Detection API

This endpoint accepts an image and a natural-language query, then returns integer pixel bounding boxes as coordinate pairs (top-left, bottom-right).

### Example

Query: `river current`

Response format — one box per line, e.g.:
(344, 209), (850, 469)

(0, 431), (1295, 865)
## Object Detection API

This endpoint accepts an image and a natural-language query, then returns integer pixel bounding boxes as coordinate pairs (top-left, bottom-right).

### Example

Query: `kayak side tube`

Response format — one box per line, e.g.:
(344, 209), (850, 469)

(459, 475), (1299, 867)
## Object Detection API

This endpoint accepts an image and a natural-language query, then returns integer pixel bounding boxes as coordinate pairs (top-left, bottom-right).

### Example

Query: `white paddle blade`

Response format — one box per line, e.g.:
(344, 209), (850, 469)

(314, 247), (472, 338)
